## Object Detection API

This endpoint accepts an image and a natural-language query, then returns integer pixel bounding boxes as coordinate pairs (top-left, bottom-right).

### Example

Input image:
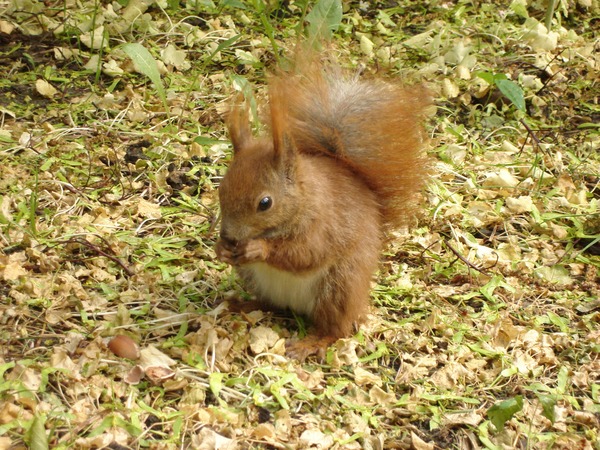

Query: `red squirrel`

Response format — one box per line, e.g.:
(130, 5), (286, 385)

(216, 53), (430, 360)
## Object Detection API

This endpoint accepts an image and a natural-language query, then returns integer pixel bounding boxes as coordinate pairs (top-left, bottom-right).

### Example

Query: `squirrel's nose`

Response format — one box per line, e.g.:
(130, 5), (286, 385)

(219, 235), (237, 246)
(219, 227), (237, 245)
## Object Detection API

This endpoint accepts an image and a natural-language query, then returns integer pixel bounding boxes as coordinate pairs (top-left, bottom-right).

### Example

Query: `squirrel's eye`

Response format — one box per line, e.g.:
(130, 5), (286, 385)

(257, 196), (273, 212)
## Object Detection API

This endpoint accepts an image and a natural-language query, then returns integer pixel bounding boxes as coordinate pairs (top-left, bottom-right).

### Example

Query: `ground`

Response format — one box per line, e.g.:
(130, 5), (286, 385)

(0, 0), (599, 449)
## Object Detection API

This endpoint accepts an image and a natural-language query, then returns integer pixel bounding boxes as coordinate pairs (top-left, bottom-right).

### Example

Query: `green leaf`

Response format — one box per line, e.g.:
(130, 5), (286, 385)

(495, 78), (526, 112)
(557, 365), (569, 394)
(230, 74), (259, 125)
(121, 43), (168, 114)
(487, 395), (523, 431)
(306, 0), (342, 41)
(479, 274), (514, 302)
(359, 342), (388, 362)
(220, 0), (247, 8)
(475, 72), (525, 112)
(206, 34), (241, 64)
(475, 71), (495, 85)
(537, 394), (557, 422)
(209, 372), (224, 399)
(546, 311), (570, 333)
(510, 0), (529, 18)
(27, 415), (49, 450)
(194, 136), (226, 146)
(40, 156), (57, 172)
(270, 373), (294, 409)
(0, 361), (16, 379)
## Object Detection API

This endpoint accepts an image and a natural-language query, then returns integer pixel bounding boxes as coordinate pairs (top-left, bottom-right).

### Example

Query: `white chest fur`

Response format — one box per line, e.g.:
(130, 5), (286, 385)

(245, 263), (323, 316)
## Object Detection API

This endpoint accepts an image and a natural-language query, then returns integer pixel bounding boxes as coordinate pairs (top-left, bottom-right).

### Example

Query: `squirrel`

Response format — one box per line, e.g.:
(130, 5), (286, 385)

(215, 52), (430, 360)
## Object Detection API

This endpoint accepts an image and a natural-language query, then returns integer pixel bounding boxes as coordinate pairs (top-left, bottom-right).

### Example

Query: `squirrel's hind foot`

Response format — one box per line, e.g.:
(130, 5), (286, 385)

(215, 297), (272, 315)
(286, 334), (337, 362)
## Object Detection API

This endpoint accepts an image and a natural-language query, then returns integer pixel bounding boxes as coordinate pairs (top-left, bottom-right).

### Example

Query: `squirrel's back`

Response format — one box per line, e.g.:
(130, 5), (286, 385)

(268, 57), (430, 230)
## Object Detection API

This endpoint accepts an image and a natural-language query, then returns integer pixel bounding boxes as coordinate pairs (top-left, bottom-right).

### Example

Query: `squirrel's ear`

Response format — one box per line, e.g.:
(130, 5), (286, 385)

(269, 86), (297, 177)
(226, 101), (252, 154)
(273, 132), (297, 178)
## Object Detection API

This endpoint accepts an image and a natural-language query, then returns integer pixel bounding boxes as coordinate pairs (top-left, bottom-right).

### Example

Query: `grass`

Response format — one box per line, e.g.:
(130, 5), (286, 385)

(0, 0), (599, 449)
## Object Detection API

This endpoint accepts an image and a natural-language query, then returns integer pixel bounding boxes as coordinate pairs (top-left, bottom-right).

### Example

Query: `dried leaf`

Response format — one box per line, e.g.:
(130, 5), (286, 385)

(193, 426), (237, 450)
(139, 345), (177, 369)
(442, 411), (484, 427)
(0, 436), (12, 450)
(411, 431), (435, 450)
(145, 366), (176, 384)
(354, 367), (382, 386)
(124, 365), (144, 385)
(35, 79), (58, 98)
(248, 326), (280, 354)
(506, 196), (533, 213)
(299, 428), (334, 449)
(368, 386), (396, 405)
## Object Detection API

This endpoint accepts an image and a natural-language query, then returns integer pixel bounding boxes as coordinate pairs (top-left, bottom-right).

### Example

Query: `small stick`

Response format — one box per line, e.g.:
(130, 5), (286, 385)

(444, 239), (493, 276)
(59, 237), (135, 277)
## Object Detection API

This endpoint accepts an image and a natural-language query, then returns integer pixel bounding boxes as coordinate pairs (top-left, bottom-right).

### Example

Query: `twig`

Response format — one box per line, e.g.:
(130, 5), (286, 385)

(58, 237), (135, 277)
(444, 239), (493, 276)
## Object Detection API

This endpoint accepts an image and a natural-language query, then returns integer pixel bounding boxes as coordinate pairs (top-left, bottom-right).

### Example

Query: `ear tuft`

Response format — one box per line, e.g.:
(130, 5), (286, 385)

(269, 80), (298, 178)
(227, 96), (252, 153)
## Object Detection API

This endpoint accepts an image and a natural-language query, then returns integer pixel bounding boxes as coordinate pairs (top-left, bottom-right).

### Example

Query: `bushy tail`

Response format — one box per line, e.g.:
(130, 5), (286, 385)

(268, 55), (431, 230)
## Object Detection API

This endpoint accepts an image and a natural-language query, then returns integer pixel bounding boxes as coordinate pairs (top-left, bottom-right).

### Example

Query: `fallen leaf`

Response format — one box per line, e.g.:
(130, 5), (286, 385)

(136, 198), (162, 219)
(482, 169), (520, 189)
(139, 345), (177, 369)
(79, 25), (107, 50)
(145, 366), (176, 384)
(523, 18), (559, 51)
(534, 265), (573, 285)
(161, 44), (190, 71)
(442, 410), (484, 427)
(193, 426), (238, 450)
(0, 20), (15, 34)
(124, 365), (144, 385)
(506, 196), (533, 213)
(354, 367), (382, 386)
(368, 386), (396, 405)
(249, 326), (280, 354)
(35, 79), (58, 98)
(411, 431), (435, 450)
(252, 423), (276, 440)
(299, 428), (334, 449)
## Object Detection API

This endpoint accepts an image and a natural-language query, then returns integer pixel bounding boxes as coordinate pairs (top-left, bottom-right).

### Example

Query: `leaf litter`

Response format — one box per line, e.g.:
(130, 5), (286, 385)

(0, 0), (599, 449)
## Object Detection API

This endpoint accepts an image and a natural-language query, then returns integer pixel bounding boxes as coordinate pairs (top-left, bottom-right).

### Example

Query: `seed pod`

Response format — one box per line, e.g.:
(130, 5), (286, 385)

(108, 335), (141, 360)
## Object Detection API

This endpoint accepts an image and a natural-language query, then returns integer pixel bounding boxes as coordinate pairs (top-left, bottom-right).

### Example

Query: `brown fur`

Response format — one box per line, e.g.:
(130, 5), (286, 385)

(216, 53), (430, 359)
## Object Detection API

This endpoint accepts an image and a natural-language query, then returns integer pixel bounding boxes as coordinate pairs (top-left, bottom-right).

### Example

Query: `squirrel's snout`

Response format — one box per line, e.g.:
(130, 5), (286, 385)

(220, 221), (253, 244)
(219, 230), (236, 244)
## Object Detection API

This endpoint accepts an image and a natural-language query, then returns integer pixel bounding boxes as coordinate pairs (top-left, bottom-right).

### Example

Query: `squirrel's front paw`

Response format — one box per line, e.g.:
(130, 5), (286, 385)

(234, 239), (268, 264)
(215, 238), (236, 265)
(216, 238), (268, 265)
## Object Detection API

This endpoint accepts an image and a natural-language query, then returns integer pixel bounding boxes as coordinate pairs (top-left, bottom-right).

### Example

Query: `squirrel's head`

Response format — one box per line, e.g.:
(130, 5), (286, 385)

(218, 102), (302, 244)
